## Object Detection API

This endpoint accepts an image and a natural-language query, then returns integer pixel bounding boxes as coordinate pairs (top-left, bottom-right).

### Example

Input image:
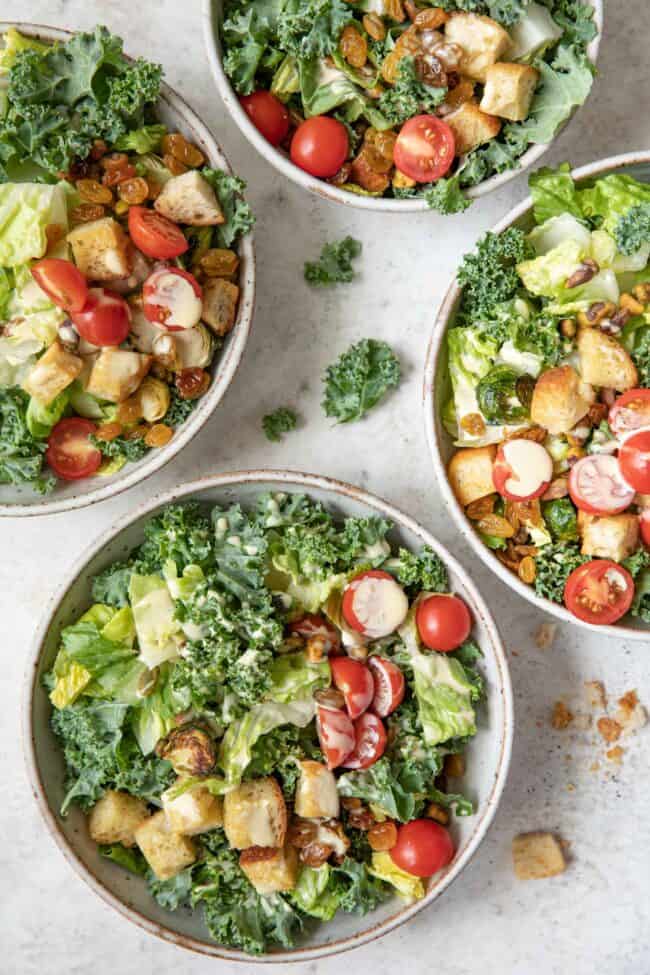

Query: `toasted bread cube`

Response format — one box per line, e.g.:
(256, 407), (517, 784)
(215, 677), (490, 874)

(163, 781), (224, 836)
(295, 761), (340, 819)
(239, 844), (299, 895)
(223, 777), (287, 850)
(67, 217), (131, 282)
(134, 810), (197, 880)
(480, 63), (540, 122)
(85, 348), (152, 403)
(512, 832), (566, 880)
(445, 12), (511, 82)
(445, 100), (501, 155)
(530, 365), (594, 434)
(448, 445), (497, 507)
(201, 278), (240, 336)
(578, 511), (639, 562)
(88, 790), (150, 848)
(154, 171), (224, 227)
(577, 329), (638, 391)
(22, 340), (83, 405)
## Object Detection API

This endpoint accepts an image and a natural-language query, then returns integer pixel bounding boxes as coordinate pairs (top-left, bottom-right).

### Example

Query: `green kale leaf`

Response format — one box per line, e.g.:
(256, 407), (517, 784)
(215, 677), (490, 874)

(304, 236), (362, 287)
(201, 169), (255, 248)
(393, 545), (449, 594)
(378, 57), (446, 127)
(322, 338), (401, 423)
(276, 0), (351, 60)
(0, 387), (54, 492)
(90, 433), (148, 463)
(614, 204), (650, 256)
(165, 388), (197, 428)
(534, 541), (588, 603)
(263, 406), (298, 442)
(457, 228), (533, 322)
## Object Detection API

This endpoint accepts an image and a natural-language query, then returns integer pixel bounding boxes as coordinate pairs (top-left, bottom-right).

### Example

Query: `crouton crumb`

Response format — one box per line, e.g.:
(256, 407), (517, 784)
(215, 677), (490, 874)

(512, 832), (566, 880)
(597, 717), (622, 743)
(535, 622), (557, 649)
(618, 690), (638, 712)
(551, 701), (574, 730)
(584, 681), (607, 710)
(614, 692), (648, 738)
(606, 746), (625, 765)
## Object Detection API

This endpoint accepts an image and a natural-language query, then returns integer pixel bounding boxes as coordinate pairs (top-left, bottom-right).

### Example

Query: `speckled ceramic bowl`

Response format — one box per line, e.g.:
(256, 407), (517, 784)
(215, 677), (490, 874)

(24, 470), (513, 962)
(0, 24), (255, 517)
(424, 152), (650, 640)
(203, 0), (602, 212)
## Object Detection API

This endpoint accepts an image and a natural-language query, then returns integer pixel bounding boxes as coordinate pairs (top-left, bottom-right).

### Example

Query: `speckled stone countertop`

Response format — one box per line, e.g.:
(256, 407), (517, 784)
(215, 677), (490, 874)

(2, 2), (650, 973)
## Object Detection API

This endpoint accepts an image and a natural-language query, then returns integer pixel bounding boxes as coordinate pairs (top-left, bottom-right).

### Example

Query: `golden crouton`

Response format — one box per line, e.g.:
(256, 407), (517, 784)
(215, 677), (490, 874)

(154, 171), (225, 227)
(480, 63), (540, 122)
(134, 810), (197, 880)
(512, 832), (566, 880)
(530, 365), (594, 434)
(201, 278), (240, 336)
(578, 511), (639, 562)
(67, 217), (131, 282)
(551, 701), (573, 730)
(163, 781), (224, 836)
(294, 761), (340, 820)
(239, 844), (299, 895)
(85, 348), (152, 403)
(445, 12), (511, 82)
(445, 100), (502, 156)
(577, 328), (638, 391)
(596, 717), (622, 744)
(22, 340), (83, 405)
(88, 790), (149, 848)
(447, 445), (497, 507)
(223, 778), (287, 850)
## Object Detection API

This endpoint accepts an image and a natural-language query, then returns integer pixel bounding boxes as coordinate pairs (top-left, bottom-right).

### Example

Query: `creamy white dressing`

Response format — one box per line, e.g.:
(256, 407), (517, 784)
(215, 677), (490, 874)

(148, 270), (202, 329)
(350, 576), (408, 639)
(502, 439), (552, 498)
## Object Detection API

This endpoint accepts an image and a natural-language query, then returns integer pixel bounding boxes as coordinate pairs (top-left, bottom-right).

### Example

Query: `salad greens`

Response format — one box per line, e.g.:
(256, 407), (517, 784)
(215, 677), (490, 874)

(262, 406), (298, 441)
(304, 236), (362, 287)
(322, 338), (401, 423)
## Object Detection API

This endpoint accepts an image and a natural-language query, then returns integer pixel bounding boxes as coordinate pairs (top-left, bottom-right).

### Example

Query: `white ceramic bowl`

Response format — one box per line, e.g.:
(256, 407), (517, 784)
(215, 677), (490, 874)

(203, 0), (602, 212)
(424, 152), (650, 640)
(24, 470), (513, 962)
(0, 23), (255, 517)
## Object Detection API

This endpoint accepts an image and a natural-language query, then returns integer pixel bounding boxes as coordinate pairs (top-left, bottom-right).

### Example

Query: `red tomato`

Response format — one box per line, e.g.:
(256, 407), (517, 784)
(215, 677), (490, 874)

(31, 259), (88, 313)
(368, 656), (405, 718)
(618, 430), (650, 494)
(290, 117), (349, 179)
(342, 569), (409, 638)
(287, 614), (340, 654)
(390, 819), (454, 877)
(330, 657), (374, 720)
(341, 712), (387, 770)
(608, 389), (650, 437)
(416, 594), (471, 652)
(316, 706), (355, 770)
(143, 267), (202, 331)
(240, 90), (290, 147)
(569, 454), (635, 515)
(393, 115), (455, 184)
(46, 418), (102, 481)
(128, 206), (189, 260)
(70, 288), (131, 347)
(640, 510), (650, 547)
(564, 560), (634, 625)
(492, 439), (552, 502)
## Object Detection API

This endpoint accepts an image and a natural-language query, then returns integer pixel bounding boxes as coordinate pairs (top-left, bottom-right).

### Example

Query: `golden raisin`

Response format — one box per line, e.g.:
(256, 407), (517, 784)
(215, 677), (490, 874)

(340, 24), (368, 68)
(300, 842), (333, 868)
(368, 821), (398, 852)
(90, 139), (109, 160)
(101, 152), (129, 170)
(381, 25), (420, 82)
(102, 163), (137, 187)
(76, 179), (113, 205)
(144, 423), (173, 448)
(476, 514), (515, 539)
(175, 368), (210, 400)
(444, 753), (465, 778)
(460, 413), (486, 437)
(95, 422), (123, 442)
(518, 556), (536, 585)
(161, 133), (205, 168)
(125, 424), (148, 441)
(146, 179), (162, 200)
(70, 203), (105, 223)
(383, 0), (406, 22)
(199, 248), (240, 278)
(439, 78), (475, 116)
(426, 803), (449, 825)
(118, 177), (149, 205)
(363, 12), (386, 41)
(414, 6), (448, 28)
(117, 396), (143, 425)
(465, 494), (496, 521)
(163, 153), (188, 176)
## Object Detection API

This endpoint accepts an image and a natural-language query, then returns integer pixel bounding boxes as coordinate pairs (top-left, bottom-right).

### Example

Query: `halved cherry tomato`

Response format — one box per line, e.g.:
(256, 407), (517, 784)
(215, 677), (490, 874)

(341, 712), (387, 770)
(128, 206), (189, 260)
(143, 267), (202, 331)
(31, 258), (88, 313)
(564, 559), (634, 625)
(290, 117), (349, 179)
(316, 706), (355, 770)
(368, 656), (405, 717)
(609, 389), (650, 437)
(569, 454), (635, 515)
(342, 569), (409, 639)
(390, 819), (454, 877)
(393, 115), (455, 184)
(492, 439), (553, 502)
(46, 418), (102, 481)
(330, 657), (374, 719)
(640, 510), (650, 547)
(240, 90), (290, 147)
(416, 594), (471, 652)
(70, 288), (131, 347)
(287, 614), (340, 654)
(618, 429), (650, 494)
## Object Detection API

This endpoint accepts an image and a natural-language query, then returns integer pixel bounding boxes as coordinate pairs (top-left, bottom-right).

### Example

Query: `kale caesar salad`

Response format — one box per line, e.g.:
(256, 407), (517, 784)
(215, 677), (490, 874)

(46, 493), (485, 954)
(0, 27), (253, 494)
(219, 0), (597, 212)
(445, 164), (650, 627)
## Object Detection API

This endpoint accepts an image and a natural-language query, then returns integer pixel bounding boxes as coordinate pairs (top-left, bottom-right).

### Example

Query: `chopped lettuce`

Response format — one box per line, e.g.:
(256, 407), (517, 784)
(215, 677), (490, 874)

(0, 183), (68, 266)
(369, 852), (424, 901)
(511, 43), (593, 145)
(516, 239), (585, 297)
(129, 574), (183, 669)
(290, 865), (341, 920)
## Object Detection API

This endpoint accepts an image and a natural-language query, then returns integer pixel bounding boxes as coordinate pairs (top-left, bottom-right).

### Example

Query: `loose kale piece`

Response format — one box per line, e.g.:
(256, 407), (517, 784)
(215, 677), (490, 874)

(322, 338), (401, 423)
(262, 407), (298, 442)
(0, 387), (54, 492)
(457, 228), (533, 322)
(378, 57), (446, 127)
(614, 204), (650, 256)
(424, 172), (471, 215)
(201, 169), (255, 248)
(393, 545), (449, 594)
(534, 541), (589, 603)
(304, 236), (362, 287)
(90, 434), (148, 463)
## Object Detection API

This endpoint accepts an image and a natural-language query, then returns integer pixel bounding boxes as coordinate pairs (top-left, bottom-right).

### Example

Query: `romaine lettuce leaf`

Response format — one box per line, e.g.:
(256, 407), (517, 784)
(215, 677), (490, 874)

(577, 173), (650, 236)
(290, 865), (341, 920)
(529, 162), (583, 224)
(0, 183), (68, 265)
(511, 44), (593, 145)
(369, 852), (424, 901)
(129, 574), (183, 669)
(516, 239), (585, 297)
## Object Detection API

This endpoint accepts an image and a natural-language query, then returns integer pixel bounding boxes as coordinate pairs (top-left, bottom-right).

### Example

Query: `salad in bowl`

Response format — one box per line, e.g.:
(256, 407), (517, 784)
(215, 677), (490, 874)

(428, 159), (650, 632)
(26, 473), (511, 960)
(0, 26), (253, 511)
(207, 0), (600, 212)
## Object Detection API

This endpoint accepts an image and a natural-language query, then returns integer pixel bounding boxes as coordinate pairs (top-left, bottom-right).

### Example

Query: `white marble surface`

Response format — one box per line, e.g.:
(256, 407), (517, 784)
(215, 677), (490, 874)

(2, 2), (650, 973)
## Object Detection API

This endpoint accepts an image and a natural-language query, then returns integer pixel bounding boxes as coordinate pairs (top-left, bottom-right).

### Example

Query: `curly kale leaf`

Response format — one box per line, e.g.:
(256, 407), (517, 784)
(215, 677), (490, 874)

(304, 236), (362, 287)
(201, 169), (254, 248)
(262, 406), (298, 442)
(542, 0), (597, 46)
(90, 433), (148, 464)
(433, 0), (527, 24)
(622, 549), (650, 622)
(534, 541), (588, 603)
(393, 545), (449, 594)
(323, 338), (401, 423)
(331, 859), (391, 915)
(424, 171), (471, 214)
(457, 228), (533, 323)
(138, 502), (213, 572)
(614, 204), (650, 257)
(245, 723), (323, 798)
(276, 0), (351, 60)
(92, 561), (139, 608)
(165, 388), (197, 428)
(0, 387), (54, 491)
(378, 57), (446, 126)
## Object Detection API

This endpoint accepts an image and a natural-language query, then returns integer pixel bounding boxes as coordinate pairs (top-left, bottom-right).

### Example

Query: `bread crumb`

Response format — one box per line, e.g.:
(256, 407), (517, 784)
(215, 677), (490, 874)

(615, 690), (648, 738)
(597, 717), (622, 743)
(535, 622), (557, 649)
(606, 746), (625, 765)
(572, 713), (592, 731)
(551, 701), (573, 730)
(589, 761), (601, 772)
(618, 690), (638, 711)
(584, 681), (607, 710)
(512, 832), (566, 880)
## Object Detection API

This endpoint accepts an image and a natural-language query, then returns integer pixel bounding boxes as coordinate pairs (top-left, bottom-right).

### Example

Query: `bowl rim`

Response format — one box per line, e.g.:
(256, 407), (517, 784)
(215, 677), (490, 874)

(201, 0), (603, 213)
(423, 151), (650, 641)
(23, 468), (514, 963)
(0, 22), (256, 518)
